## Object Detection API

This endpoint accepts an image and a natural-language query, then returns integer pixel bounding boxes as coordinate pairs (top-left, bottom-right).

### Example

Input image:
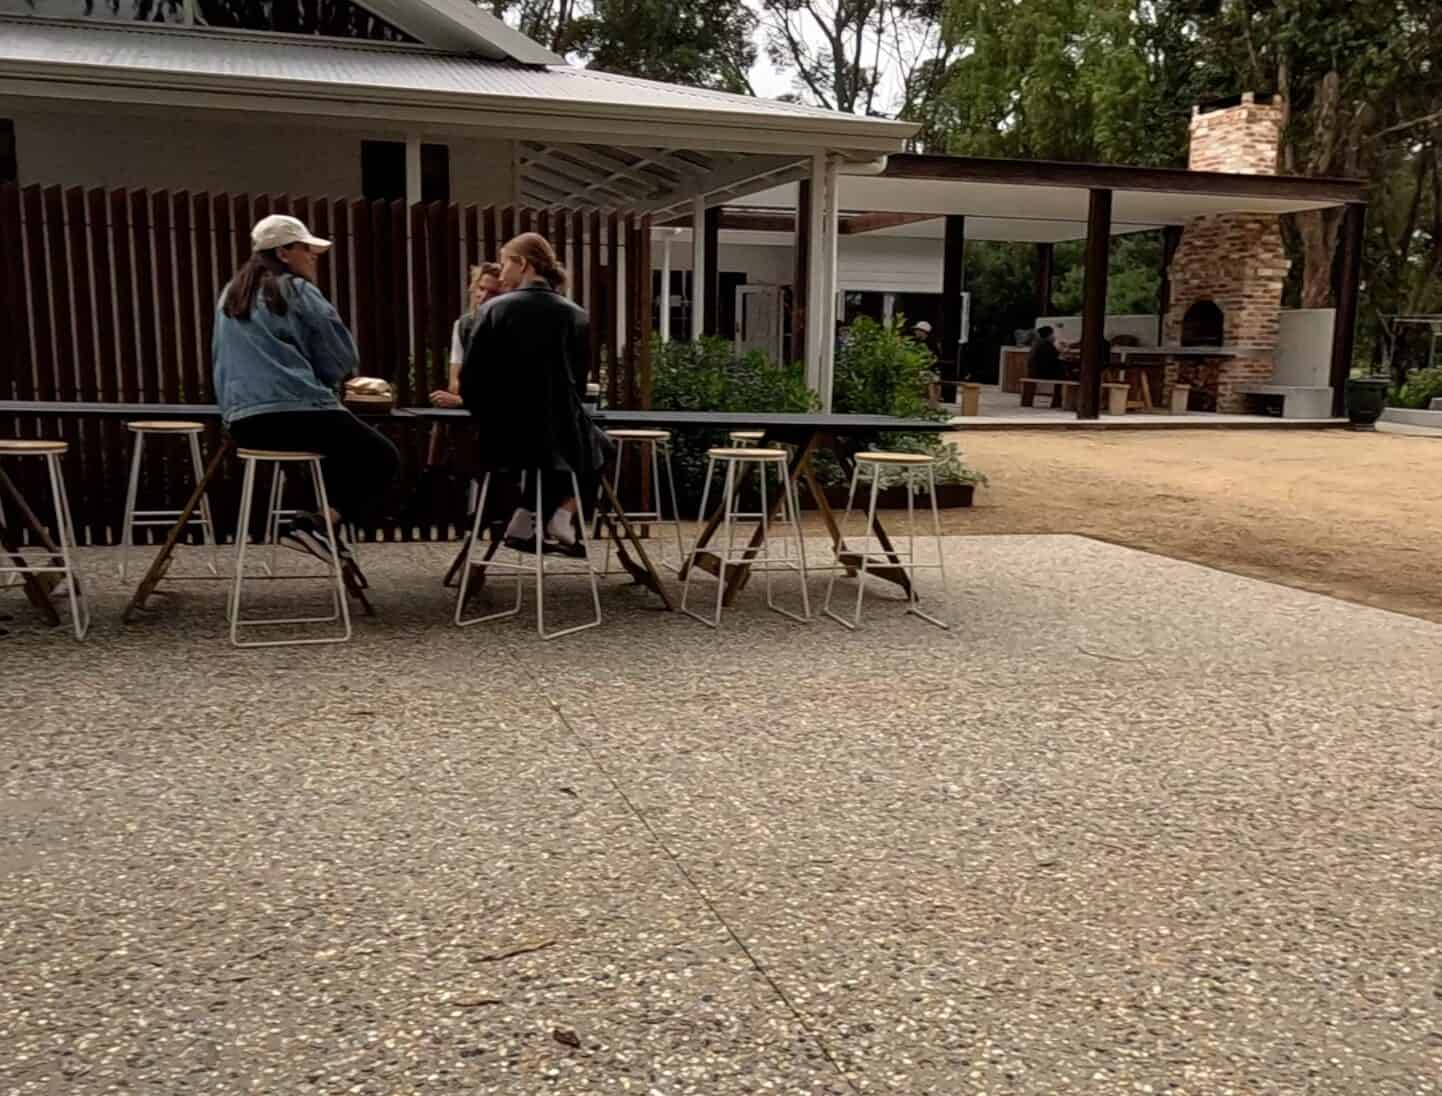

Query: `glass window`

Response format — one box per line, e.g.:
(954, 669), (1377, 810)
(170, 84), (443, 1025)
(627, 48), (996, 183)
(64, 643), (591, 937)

(0, 0), (183, 21)
(1, 119), (16, 185)
(362, 140), (405, 202)
(195, 0), (418, 42)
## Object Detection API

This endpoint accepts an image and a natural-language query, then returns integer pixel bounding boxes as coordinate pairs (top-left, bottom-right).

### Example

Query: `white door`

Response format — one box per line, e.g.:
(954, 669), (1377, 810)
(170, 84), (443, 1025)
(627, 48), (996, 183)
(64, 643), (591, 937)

(735, 285), (784, 361)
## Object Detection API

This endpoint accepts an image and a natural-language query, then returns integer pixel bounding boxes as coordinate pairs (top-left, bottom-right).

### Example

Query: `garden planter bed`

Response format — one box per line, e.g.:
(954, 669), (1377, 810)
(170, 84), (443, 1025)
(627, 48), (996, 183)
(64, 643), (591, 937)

(800, 483), (974, 510)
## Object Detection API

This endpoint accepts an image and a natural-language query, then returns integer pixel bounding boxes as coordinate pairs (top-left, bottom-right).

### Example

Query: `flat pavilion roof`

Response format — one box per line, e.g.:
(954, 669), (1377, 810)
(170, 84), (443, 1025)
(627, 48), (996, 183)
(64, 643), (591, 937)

(729, 154), (1367, 243)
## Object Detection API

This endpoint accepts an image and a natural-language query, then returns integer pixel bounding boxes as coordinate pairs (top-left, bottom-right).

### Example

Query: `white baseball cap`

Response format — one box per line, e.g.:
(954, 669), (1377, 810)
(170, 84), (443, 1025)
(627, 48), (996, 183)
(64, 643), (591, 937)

(913, 320), (933, 333)
(251, 214), (331, 252)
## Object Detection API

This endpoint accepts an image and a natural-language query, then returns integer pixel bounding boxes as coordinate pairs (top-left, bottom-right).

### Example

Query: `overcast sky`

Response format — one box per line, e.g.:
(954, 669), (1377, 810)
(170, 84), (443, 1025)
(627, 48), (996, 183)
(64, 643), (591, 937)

(746, 5), (795, 101)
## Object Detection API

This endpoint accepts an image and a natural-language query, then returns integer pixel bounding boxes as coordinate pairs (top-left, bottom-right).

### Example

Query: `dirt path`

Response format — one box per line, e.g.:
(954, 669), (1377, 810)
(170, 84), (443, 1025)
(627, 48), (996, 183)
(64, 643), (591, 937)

(942, 428), (1442, 623)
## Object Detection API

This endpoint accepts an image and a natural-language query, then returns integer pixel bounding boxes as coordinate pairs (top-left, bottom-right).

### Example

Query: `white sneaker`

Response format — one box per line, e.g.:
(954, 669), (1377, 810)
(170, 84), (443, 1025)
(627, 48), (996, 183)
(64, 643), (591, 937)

(545, 510), (577, 546)
(504, 509), (536, 541)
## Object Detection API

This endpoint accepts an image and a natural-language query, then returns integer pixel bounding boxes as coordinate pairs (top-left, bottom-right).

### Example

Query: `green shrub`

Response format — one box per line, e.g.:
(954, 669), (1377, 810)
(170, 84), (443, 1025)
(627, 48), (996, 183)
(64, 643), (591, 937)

(1390, 366), (1442, 409)
(649, 328), (986, 504)
(833, 315), (942, 421)
(651, 337), (815, 505)
(832, 316), (985, 492)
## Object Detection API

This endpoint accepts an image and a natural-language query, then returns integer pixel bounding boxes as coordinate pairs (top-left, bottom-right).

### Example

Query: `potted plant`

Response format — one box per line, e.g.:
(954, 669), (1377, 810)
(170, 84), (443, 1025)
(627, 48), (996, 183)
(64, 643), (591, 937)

(1345, 369), (1391, 428)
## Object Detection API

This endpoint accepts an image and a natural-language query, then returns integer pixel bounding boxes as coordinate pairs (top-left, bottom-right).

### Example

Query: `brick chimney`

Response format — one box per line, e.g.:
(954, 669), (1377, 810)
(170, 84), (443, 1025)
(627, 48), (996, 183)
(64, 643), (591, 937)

(1188, 92), (1283, 175)
(1162, 93), (1291, 413)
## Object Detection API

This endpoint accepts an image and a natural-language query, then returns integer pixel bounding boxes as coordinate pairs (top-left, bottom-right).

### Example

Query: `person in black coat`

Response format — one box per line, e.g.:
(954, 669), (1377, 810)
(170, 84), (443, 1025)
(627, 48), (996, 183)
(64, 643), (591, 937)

(459, 232), (604, 550)
(1027, 325), (1064, 380)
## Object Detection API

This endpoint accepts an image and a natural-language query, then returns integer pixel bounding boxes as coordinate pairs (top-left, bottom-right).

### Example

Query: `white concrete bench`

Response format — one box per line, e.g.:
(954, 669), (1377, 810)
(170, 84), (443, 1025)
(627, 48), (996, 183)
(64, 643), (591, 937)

(1235, 384), (1333, 419)
(1019, 377), (1078, 410)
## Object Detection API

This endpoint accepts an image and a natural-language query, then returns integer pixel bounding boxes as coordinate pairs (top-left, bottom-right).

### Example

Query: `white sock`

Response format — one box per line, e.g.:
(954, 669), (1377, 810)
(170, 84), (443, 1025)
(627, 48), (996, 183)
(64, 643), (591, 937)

(545, 509), (577, 545)
(504, 508), (535, 541)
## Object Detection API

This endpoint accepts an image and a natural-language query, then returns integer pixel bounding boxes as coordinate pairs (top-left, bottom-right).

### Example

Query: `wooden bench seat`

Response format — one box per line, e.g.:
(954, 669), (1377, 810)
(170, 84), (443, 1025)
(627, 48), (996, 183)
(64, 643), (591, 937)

(1019, 377), (1079, 410)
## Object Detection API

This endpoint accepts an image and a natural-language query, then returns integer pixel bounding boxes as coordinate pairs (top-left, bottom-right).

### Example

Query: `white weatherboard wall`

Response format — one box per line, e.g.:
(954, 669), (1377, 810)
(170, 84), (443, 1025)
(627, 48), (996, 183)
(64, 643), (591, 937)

(1036, 314), (1161, 346)
(1275, 309), (1335, 387)
(659, 234), (945, 294)
(661, 240), (793, 286)
(10, 104), (513, 203)
(837, 236), (943, 294)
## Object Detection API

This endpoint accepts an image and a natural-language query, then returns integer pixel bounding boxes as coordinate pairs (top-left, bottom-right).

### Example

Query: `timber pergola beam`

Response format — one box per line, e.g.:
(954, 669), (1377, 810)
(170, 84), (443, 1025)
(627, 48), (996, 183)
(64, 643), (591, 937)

(882, 153), (1368, 204)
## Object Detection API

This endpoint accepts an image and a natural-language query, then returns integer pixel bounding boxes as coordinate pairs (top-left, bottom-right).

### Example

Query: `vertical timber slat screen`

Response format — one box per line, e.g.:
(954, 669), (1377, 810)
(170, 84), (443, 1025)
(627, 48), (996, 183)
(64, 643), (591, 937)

(0, 184), (651, 545)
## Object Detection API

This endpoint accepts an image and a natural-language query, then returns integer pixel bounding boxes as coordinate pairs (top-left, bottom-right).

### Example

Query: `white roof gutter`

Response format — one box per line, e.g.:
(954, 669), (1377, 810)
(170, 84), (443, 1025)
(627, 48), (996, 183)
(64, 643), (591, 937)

(0, 60), (915, 156)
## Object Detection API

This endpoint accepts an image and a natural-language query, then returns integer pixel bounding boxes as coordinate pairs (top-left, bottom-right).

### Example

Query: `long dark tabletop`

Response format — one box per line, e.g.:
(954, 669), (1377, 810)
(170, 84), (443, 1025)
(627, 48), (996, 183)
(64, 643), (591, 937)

(1, 402), (952, 434)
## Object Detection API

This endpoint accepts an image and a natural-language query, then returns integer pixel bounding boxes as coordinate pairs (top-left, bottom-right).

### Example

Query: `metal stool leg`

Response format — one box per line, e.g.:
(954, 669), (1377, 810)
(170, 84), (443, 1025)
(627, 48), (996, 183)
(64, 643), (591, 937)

(824, 463), (879, 631)
(264, 466), (286, 576)
(535, 468), (603, 640)
(118, 429), (145, 582)
(763, 457), (810, 624)
(823, 462), (864, 628)
(228, 457), (258, 638)
(907, 465), (951, 631)
(310, 461), (353, 642)
(45, 452), (90, 641)
(455, 471), (524, 627)
(680, 456), (721, 626)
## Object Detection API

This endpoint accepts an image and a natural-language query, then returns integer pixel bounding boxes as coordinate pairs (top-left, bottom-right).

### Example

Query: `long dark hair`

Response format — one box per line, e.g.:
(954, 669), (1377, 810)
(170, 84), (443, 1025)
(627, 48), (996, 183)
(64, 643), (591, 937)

(504, 233), (567, 291)
(223, 249), (295, 320)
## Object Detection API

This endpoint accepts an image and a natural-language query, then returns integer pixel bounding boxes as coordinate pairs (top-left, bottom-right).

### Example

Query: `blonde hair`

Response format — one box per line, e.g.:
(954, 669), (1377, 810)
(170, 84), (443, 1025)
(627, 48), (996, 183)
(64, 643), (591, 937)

(502, 233), (567, 291)
(468, 261), (501, 294)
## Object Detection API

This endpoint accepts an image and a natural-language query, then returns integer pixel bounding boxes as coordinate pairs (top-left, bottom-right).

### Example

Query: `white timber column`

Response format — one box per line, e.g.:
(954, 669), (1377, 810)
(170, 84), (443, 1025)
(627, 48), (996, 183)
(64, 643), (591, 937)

(659, 230), (674, 342)
(690, 194), (707, 340)
(804, 153), (840, 410)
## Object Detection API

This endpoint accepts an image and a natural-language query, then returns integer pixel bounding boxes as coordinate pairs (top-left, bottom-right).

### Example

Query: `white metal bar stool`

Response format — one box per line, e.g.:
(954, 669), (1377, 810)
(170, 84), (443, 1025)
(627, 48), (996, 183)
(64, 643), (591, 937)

(681, 447), (809, 628)
(119, 420), (218, 582)
(824, 451), (951, 631)
(455, 468), (603, 640)
(0, 439), (90, 640)
(598, 429), (685, 574)
(229, 449), (351, 648)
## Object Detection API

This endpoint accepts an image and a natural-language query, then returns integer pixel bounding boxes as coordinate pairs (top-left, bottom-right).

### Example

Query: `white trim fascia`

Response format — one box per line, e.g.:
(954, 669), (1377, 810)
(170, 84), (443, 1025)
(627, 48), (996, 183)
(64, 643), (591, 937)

(0, 64), (913, 155)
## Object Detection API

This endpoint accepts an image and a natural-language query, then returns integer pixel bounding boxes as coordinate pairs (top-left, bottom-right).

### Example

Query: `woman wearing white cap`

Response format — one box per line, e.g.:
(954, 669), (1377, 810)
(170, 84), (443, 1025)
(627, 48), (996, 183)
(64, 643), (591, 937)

(212, 214), (399, 559)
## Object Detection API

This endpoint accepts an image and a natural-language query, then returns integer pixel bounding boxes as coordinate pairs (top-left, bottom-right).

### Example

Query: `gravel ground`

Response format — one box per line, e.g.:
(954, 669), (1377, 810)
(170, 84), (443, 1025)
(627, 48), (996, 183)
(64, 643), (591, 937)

(2, 536), (1441, 1095)
(943, 427), (1442, 625)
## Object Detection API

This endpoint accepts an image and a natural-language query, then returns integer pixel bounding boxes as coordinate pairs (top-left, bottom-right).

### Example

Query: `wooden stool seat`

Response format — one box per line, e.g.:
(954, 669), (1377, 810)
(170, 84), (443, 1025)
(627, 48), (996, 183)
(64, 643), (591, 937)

(856, 451), (933, 466)
(606, 429), (671, 441)
(729, 430), (765, 443)
(0, 439), (68, 455)
(236, 448), (324, 462)
(705, 447), (788, 460)
(126, 420), (206, 433)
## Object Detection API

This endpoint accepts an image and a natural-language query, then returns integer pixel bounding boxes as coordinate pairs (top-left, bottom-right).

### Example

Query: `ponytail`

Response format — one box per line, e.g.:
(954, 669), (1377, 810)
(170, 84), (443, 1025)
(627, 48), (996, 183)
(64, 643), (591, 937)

(223, 250), (293, 320)
(503, 232), (567, 291)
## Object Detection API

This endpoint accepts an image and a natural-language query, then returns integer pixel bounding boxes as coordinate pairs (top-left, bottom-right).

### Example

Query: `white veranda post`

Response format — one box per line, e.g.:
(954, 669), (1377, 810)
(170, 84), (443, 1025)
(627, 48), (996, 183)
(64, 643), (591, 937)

(659, 230), (673, 342)
(804, 153), (840, 411)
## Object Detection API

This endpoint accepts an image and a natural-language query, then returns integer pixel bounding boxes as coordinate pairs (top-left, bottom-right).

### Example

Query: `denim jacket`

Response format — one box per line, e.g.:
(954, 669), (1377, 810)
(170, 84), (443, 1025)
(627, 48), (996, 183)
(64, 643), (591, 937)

(212, 275), (357, 424)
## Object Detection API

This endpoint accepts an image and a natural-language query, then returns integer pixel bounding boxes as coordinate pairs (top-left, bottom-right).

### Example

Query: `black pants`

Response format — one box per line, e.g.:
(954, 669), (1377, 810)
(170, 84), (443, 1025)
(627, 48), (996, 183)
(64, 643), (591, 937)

(229, 410), (400, 526)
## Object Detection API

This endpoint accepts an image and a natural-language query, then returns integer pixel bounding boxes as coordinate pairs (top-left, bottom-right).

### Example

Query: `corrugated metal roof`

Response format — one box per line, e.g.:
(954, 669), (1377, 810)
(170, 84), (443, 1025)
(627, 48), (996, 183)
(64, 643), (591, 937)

(0, 18), (913, 143)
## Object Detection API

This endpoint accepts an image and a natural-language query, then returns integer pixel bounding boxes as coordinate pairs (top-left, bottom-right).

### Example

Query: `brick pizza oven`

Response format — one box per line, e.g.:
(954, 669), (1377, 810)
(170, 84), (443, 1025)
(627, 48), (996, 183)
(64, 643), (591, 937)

(1163, 93), (1290, 412)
